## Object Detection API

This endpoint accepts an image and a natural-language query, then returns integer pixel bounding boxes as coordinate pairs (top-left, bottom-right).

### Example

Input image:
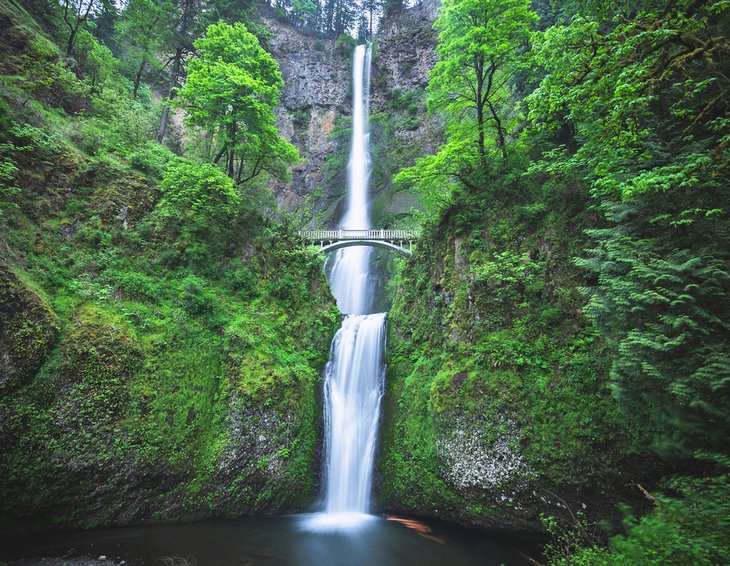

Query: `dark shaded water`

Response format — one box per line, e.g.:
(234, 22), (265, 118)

(0, 514), (539, 565)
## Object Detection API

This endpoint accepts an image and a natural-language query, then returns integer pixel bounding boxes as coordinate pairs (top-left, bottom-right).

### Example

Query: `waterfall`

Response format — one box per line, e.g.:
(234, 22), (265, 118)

(306, 44), (386, 530)
(327, 44), (373, 316)
(322, 313), (386, 517)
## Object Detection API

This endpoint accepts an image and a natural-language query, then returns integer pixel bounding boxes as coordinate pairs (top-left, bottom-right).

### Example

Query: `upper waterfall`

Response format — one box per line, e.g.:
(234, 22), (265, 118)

(327, 44), (374, 316)
(341, 44), (372, 231)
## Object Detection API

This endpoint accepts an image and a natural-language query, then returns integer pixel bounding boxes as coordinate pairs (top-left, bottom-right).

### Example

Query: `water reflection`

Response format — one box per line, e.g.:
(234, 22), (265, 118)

(0, 515), (536, 566)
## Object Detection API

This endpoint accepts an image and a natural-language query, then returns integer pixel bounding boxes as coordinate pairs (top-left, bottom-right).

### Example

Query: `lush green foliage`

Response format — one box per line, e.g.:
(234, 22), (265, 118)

(430, 0), (535, 162)
(157, 159), (240, 238)
(267, 0), (387, 38)
(546, 464), (730, 565)
(384, 0), (730, 559)
(175, 21), (298, 182)
(0, 0), (339, 534)
(116, 0), (176, 97)
(527, 0), (730, 460)
(2, 0), (729, 560)
(395, 0), (536, 205)
(381, 170), (645, 530)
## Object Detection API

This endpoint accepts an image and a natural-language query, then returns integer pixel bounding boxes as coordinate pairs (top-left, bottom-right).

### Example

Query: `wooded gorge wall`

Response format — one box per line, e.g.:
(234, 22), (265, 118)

(377, 0), (730, 561)
(0, 0), (340, 535)
(377, 189), (651, 532)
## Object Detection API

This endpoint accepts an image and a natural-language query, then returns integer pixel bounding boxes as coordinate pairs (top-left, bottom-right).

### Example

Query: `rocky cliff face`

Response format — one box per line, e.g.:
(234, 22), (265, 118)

(371, 8), (437, 124)
(263, 18), (351, 223)
(0, 268), (58, 391)
(0, 41), (340, 532)
(0, 254), (338, 536)
(265, 5), (441, 227)
(378, 199), (650, 532)
(368, 6), (441, 225)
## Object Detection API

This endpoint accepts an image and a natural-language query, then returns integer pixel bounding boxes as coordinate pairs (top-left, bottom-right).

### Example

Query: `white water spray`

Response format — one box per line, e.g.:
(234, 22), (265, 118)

(306, 45), (386, 531)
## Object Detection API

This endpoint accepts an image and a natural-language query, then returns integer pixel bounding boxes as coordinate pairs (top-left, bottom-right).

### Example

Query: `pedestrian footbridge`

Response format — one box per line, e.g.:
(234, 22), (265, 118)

(298, 229), (418, 255)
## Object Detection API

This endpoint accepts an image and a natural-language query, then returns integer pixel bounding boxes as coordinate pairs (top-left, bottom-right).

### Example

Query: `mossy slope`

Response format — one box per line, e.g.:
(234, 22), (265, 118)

(0, 0), (340, 536)
(379, 186), (650, 532)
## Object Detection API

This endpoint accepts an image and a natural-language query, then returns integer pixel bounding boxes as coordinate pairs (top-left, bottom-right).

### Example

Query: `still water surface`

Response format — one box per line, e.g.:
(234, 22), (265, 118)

(1, 514), (538, 565)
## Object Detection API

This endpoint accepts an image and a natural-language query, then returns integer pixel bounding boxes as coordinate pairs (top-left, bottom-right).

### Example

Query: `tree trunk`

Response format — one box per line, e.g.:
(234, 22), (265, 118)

(213, 144), (227, 164)
(474, 55), (487, 173)
(226, 122), (237, 177)
(133, 60), (146, 98)
(488, 101), (507, 159)
(158, 47), (183, 143)
(227, 150), (235, 178)
(66, 25), (78, 57)
(236, 158), (245, 183)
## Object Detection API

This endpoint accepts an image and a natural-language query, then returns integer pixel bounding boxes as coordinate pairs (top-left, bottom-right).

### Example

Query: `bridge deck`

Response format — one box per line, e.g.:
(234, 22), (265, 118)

(298, 229), (418, 241)
(298, 229), (418, 255)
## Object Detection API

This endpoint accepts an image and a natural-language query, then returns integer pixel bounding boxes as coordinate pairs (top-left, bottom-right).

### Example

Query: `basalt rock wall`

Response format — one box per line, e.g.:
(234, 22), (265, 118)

(265, 5), (441, 227)
(263, 17), (351, 222)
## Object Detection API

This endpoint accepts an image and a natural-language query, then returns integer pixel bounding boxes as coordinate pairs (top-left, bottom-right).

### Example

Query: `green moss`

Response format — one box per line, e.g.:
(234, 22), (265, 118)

(0, 264), (59, 389)
(379, 181), (648, 529)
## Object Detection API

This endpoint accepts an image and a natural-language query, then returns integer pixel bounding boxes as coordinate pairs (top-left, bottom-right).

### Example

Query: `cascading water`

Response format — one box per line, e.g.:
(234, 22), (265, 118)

(327, 44), (373, 316)
(320, 312), (386, 521)
(306, 44), (386, 530)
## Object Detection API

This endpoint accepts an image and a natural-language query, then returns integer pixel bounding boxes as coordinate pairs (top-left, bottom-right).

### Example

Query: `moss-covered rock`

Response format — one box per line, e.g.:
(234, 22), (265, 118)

(0, 0), (346, 539)
(0, 243), (339, 536)
(0, 265), (58, 390)
(378, 195), (652, 532)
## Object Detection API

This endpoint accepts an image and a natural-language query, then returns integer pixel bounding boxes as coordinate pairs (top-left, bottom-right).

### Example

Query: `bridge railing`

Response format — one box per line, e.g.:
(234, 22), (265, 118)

(298, 229), (419, 241)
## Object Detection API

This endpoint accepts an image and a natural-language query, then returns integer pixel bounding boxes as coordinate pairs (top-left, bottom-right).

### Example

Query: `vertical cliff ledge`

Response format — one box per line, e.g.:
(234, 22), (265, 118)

(263, 18), (351, 220)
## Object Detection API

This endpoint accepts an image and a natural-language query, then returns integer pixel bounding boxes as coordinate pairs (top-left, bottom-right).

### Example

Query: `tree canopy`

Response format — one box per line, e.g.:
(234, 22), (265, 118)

(430, 0), (536, 165)
(175, 21), (298, 183)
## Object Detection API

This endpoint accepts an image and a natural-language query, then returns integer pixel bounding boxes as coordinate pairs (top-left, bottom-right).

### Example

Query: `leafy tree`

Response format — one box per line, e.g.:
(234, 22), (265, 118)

(175, 21), (298, 182)
(291, 0), (319, 29)
(74, 30), (116, 95)
(395, 0), (536, 206)
(429, 0), (536, 166)
(60, 0), (110, 56)
(90, 0), (119, 47)
(157, 159), (240, 240)
(158, 0), (203, 142)
(528, 0), (730, 457)
(116, 0), (176, 98)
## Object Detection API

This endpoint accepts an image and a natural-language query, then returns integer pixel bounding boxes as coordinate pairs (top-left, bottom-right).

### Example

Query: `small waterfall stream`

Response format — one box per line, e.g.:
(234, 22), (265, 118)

(306, 44), (386, 530)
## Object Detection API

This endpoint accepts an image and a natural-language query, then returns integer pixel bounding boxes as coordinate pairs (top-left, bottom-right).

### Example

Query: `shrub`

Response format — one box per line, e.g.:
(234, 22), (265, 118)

(223, 259), (259, 299)
(113, 270), (159, 301)
(180, 275), (216, 315)
(157, 160), (240, 240)
(127, 141), (175, 178)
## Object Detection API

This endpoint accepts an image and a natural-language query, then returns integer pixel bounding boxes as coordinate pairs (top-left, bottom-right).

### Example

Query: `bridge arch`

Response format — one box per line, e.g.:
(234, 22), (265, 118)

(298, 229), (417, 257)
(318, 239), (412, 255)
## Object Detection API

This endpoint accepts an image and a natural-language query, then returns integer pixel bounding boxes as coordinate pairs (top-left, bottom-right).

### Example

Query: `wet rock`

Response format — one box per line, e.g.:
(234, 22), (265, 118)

(0, 265), (58, 391)
(262, 16), (350, 216)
